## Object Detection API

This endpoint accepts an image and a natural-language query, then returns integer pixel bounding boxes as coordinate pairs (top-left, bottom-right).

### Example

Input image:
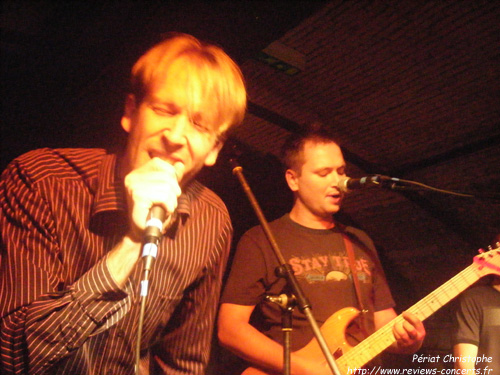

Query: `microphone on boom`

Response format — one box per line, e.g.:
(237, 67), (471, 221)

(337, 175), (396, 193)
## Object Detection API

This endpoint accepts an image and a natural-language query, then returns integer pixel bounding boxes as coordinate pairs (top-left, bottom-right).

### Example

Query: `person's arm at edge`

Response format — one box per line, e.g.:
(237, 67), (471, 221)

(453, 343), (478, 374)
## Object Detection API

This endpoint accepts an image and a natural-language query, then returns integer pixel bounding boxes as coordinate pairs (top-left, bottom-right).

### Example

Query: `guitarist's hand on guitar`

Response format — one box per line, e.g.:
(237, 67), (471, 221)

(392, 311), (426, 354)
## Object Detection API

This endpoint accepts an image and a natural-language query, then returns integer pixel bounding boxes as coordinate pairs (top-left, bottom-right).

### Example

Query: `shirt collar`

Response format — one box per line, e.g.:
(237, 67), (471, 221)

(92, 154), (127, 217)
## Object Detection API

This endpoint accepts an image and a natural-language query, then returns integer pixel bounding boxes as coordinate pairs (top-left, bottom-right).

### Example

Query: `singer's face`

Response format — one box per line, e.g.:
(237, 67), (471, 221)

(120, 65), (224, 185)
(287, 141), (346, 221)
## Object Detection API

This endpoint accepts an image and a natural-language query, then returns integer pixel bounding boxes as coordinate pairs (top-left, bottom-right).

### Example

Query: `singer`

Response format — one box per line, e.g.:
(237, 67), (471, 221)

(218, 125), (425, 375)
(0, 33), (246, 374)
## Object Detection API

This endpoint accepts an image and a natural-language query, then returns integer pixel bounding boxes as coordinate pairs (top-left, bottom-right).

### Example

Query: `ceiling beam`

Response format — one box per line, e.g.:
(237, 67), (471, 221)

(391, 131), (500, 176)
(247, 101), (381, 173)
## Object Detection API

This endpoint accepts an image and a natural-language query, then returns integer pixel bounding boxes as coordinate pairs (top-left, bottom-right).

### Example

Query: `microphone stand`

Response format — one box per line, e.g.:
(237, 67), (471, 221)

(230, 158), (341, 375)
(264, 293), (296, 375)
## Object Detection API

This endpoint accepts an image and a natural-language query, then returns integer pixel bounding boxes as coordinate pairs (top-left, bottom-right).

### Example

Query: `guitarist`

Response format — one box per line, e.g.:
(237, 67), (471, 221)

(218, 125), (426, 375)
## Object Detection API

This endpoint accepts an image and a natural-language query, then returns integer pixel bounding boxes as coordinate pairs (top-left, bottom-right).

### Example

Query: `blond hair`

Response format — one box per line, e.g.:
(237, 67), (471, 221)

(130, 33), (246, 135)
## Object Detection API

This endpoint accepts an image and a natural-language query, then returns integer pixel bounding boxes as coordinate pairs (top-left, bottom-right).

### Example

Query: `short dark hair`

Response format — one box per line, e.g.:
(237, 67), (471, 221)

(280, 123), (339, 172)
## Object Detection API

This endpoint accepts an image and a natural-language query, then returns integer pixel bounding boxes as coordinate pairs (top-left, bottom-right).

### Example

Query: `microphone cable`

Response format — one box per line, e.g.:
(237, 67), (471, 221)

(387, 177), (500, 201)
(342, 174), (500, 202)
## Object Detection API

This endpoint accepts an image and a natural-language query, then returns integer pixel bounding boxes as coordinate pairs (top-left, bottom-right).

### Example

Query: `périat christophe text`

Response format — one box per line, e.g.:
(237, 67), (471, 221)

(412, 354), (493, 364)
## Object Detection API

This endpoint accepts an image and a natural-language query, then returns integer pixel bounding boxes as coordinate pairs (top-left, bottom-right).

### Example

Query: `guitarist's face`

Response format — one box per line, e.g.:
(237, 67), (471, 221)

(286, 140), (346, 223)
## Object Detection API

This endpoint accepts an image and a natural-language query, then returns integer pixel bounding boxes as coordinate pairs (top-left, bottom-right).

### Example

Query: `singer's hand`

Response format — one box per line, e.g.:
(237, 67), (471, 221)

(124, 157), (185, 241)
(106, 158), (184, 288)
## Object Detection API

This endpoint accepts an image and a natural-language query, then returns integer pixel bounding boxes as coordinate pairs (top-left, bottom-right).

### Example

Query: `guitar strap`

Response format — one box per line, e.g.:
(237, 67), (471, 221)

(342, 232), (369, 336)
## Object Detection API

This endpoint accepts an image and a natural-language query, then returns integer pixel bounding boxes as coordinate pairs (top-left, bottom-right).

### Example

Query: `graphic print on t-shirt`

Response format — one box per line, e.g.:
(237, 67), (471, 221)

(288, 252), (372, 284)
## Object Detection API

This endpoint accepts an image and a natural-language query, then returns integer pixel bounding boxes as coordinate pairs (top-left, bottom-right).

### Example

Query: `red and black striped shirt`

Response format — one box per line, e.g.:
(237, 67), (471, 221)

(0, 148), (232, 374)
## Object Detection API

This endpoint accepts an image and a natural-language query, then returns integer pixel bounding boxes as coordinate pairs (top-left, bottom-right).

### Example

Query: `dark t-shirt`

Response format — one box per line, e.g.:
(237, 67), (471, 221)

(221, 214), (395, 351)
(453, 285), (500, 371)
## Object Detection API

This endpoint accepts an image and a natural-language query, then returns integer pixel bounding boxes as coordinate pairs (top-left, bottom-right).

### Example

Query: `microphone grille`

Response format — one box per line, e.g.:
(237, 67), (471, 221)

(337, 176), (350, 193)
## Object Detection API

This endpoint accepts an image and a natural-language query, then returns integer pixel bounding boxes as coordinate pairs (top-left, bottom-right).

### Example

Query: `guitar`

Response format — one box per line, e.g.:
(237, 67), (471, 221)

(243, 247), (500, 375)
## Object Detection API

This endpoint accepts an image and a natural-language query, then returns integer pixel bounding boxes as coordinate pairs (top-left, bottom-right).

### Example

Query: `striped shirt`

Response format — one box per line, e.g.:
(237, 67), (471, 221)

(0, 148), (232, 375)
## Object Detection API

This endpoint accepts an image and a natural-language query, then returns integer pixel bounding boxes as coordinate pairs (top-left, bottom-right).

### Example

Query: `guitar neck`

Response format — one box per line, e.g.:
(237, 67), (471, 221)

(337, 262), (483, 372)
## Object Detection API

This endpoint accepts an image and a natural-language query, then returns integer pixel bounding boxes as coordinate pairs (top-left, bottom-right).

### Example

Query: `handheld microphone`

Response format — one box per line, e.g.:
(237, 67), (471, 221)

(337, 175), (396, 193)
(136, 161), (184, 373)
(141, 205), (166, 273)
(140, 160), (184, 298)
(141, 160), (184, 271)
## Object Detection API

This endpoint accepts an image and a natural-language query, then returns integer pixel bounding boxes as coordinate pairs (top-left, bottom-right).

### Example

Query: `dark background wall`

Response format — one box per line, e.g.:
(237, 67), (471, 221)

(2, 1), (499, 372)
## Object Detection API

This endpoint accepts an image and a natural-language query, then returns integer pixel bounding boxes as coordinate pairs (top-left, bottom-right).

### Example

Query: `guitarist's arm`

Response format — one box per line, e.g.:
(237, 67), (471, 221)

(374, 308), (426, 354)
(218, 303), (331, 375)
